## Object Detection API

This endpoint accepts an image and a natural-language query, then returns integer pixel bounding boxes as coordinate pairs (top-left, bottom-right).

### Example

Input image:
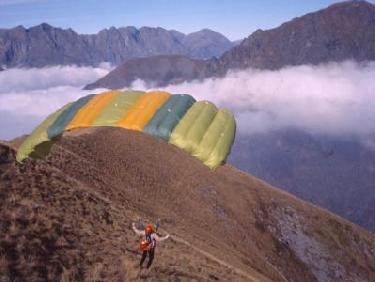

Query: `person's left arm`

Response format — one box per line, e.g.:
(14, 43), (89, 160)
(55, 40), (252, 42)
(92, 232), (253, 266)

(153, 233), (170, 241)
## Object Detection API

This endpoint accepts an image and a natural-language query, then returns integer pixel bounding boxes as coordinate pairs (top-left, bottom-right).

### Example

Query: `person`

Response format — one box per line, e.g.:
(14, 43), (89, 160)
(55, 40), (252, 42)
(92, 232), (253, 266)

(132, 221), (170, 268)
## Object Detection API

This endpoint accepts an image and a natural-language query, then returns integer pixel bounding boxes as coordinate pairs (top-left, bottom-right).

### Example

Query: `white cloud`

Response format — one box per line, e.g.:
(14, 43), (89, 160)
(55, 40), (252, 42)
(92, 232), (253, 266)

(142, 61), (375, 140)
(1, 61), (375, 147)
(0, 64), (111, 93)
(0, 65), (110, 139)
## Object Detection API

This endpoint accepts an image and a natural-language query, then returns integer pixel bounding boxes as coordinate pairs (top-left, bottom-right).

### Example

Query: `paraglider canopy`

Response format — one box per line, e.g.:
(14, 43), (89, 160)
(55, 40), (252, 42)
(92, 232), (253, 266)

(16, 90), (236, 169)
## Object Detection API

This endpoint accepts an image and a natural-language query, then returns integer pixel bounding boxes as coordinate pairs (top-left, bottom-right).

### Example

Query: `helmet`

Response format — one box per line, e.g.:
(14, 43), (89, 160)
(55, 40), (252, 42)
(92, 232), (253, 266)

(145, 224), (153, 234)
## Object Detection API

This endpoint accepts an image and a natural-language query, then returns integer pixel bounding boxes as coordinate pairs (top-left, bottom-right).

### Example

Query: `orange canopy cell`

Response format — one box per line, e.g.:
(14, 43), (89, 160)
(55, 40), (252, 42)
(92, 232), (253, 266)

(66, 91), (120, 130)
(116, 91), (170, 131)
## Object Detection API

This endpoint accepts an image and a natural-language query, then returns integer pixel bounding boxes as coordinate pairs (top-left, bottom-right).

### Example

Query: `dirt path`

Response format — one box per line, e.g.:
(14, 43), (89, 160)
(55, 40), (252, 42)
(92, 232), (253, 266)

(169, 233), (266, 282)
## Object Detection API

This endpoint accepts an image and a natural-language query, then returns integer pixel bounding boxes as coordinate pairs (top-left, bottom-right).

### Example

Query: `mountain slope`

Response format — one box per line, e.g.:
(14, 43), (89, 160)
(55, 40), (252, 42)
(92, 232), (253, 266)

(85, 0), (375, 89)
(219, 0), (375, 70)
(84, 55), (212, 89)
(230, 130), (375, 233)
(0, 24), (234, 68)
(1, 128), (374, 281)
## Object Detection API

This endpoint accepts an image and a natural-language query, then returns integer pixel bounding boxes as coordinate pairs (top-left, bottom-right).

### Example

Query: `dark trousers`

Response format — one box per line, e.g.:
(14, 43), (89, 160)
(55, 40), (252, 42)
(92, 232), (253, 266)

(140, 248), (155, 268)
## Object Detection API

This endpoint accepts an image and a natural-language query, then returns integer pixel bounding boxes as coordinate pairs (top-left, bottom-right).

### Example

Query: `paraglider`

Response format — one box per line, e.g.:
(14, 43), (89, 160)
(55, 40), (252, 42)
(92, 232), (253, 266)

(132, 222), (170, 269)
(16, 90), (236, 169)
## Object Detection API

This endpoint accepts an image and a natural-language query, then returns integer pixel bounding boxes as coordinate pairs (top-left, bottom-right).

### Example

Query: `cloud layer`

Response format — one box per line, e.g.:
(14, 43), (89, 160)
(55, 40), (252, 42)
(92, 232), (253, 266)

(153, 61), (375, 139)
(1, 61), (375, 147)
(0, 65), (110, 139)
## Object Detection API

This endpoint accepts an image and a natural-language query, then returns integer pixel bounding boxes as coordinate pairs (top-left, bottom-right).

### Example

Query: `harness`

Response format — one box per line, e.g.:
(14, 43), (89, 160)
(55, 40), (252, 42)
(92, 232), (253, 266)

(140, 232), (155, 251)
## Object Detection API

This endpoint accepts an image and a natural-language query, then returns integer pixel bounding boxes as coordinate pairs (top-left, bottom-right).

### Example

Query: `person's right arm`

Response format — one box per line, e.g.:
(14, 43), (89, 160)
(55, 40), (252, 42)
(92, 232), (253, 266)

(132, 222), (145, 235)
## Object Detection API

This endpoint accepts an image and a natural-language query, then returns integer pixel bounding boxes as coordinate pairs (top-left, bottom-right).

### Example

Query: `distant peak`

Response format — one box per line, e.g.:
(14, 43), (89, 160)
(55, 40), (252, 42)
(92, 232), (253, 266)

(26, 23), (54, 32)
(198, 28), (214, 32)
(40, 22), (52, 29)
(12, 25), (25, 31)
(190, 29), (217, 35)
(186, 29), (230, 41)
(139, 26), (168, 32)
(326, 0), (374, 9)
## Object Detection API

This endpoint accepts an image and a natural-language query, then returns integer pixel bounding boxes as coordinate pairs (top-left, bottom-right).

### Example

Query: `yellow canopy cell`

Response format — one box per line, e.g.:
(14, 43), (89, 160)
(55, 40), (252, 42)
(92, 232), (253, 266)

(66, 91), (120, 130)
(116, 91), (170, 131)
(16, 103), (72, 162)
(92, 91), (144, 126)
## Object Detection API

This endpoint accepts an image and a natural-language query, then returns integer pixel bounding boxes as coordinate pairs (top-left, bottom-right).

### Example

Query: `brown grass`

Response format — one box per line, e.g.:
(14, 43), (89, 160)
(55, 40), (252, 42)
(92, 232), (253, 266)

(0, 128), (374, 281)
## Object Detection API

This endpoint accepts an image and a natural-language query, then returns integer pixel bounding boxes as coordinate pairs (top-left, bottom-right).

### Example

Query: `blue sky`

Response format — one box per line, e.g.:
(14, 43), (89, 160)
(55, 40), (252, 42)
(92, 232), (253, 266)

(0, 0), (374, 40)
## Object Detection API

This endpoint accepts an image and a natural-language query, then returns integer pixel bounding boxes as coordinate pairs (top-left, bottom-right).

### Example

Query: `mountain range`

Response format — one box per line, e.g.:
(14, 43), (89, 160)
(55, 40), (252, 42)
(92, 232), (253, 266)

(85, 0), (375, 89)
(1, 128), (374, 281)
(0, 24), (235, 68)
